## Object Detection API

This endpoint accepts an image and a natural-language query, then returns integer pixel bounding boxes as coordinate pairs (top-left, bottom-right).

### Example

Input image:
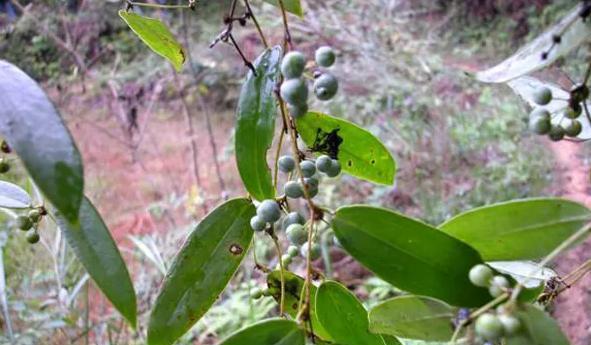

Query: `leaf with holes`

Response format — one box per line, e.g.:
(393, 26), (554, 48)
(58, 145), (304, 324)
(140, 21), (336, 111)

(56, 196), (136, 327)
(332, 205), (490, 307)
(507, 305), (570, 345)
(119, 11), (185, 71)
(262, 0), (303, 17)
(369, 295), (456, 342)
(236, 46), (282, 201)
(475, 4), (591, 83)
(296, 112), (395, 185)
(217, 319), (305, 345)
(0, 60), (83, 221)
(148, 198), (255, 345)
(439, 198), (591, 261)
(0, 181), (31, 209)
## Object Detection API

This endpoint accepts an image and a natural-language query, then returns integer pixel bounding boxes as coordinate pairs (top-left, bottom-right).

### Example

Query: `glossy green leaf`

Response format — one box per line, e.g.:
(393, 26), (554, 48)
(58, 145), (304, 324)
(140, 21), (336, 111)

(56, 196), (136, 326)
(332, 206), (490, 307)
(439, 198), (591, 261)
(475, 4), (591, 83)
(0, 181), (31, 209)
(217, 319), (305, 345)
(119, 11), (185, 71)
(266, 270), (332, 341)
(316, 281), (401, 345)
(296, 112), (396, 185)
(507, 305), (570, 345)
(262, 0), (303, 17)
(369, 295), (456, 341)
(0, 60), (83, 221)
(235, 46), (282, 201)
(148, 198), (255, 345)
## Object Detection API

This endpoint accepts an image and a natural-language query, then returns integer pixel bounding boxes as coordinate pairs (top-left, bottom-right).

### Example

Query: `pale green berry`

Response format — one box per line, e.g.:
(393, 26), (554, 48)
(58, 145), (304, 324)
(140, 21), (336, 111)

(305, 183), (319, 198)
(562, 119), (582, 137)
(533, 87), (552, 105)
(564, 103), (582, 119)
(300, 241), (321, 260)
(282, 212), (305, 230)
(281, 254), (292, 267)
(489, 276), (510, 297)
(26, 230), (40, 244)
(314, 73), (338, 101)
(16, 215), (33, 231)
(284, 181), (304, 199)
(251, 288), (264, 299)
(281, 51), (306, 79)
(316, 155), (332, 173)
(278, 155), (296, 173)
(250, 215), (266, 232)
(0, 158), (10, 174)
(315, 46), (336, 67)
(326, 159), (341, 178)
(257, 200), (281, 223)
(498, 314), (521, 336)
(304, 177), (319, 188)
(300, 160), (316, 177)
(287, 245), (299, 257)
(468, 264), (493, 288)
(475, 314), (504, 341)
(28, 209), (41, 223)
(528, 108), (551, 134)
(287, 103), (308, 119)
(286, 224), (307, 246)
(548, 124), (565, 141)
(280, 78), (308, 106)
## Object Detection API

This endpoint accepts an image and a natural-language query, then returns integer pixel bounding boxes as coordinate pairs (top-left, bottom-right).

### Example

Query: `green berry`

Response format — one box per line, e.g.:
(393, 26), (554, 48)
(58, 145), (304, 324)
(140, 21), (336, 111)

(305, 183), (319, 198)
(304, 177), (319, 188)
(570, 84), (589, 103)
(250, 215), (266, 232)
(326, 159), (341, 178)
(548, 124), (565, 141)
(28, 209), (41, 223)
(468, 264), (493, 288)
(533, 87), (552, 105)
(0, 158), (10, 174)
(278, 155), (296, 173)
(528, 108), (551, 134)
(26, 230), (40, 244)
(281, 254), (292, 266)
(316, 155), (332, 173)
(498, 314), (521, 336)
(284, 181), (304, 199)
(251, 288), (264, 299)
(16, 215), (32, 231)
(281, 51), (306, 79)
(300, 160), (316, 177)
(287, 245), (299, 257)
(257, 200), (281, 223)
(315, 46), (336, 67)
(300, 241), (321, 260)
(314, 73), (339, 101)
(489, 275), (510, 297)
(475, 314), (504, 341)
(287, 103), (308, 119)
(286, 224), (307, 246)
(564, 103), (582, 119)
(280, 78), (308, 106)
(562, 119), (582, 137)
(282, 212), (305, 230)
(0, 140), (10, 154)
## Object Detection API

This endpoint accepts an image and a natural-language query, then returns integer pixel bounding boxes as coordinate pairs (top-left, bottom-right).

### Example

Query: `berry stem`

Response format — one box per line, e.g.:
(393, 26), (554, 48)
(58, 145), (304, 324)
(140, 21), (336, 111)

(243, 0), (269, 48)
(126, 0), (192, 10)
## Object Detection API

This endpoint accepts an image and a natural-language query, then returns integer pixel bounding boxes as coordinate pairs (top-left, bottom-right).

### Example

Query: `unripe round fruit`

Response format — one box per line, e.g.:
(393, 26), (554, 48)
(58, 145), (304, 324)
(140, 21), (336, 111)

(257, 200), (282, 223)
(498, 314), (521, 336)
(314, 73), (339, 101)
(489, 275), (510, 297)
(565, 103), (582, 119)
(300, 241), (321, 260)
(304, 177), (319, 188)
(287, 245), (299, 257)
(287, 103), (308, 119)
(280, 78), (308, 106)
(300, 160), (316, 177)
(0, 140), (10, 154)
(286, 224), (307, 246)
(16, 215), (33, 231)
(563, 119), (582, 137)
(0, 159), (10, 174)
(251, 288), (264, 299)
(570, 84), (589, 103)
(326, 159), (341, 178)
(548, 124), (565, 141)
(475, 314), (504, 341)
(26, 230), (40, 244)
(533, 87), (552, 105)
(528, 109), (551, 135)
(468, 264), (493, 287)
(284, 181), (304, 198)
(281, 51), (306, 79)
(278, 155), (296, 173)
(250, 215), (266, 232)
(28, 209), (41, 223)
(306, 183), (319, 198)
(316, 155), (333, 173)
(315, 46), (336, 67)
(281, 254), (292, 266)
(282, 212), (305, 230)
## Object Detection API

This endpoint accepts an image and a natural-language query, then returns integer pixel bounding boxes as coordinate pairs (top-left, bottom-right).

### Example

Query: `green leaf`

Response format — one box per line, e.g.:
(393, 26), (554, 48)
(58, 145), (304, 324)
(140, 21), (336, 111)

(217, 318), (305, 345)
(0, 60), (83, 221)
(56, 196), (136, 326)
(266, 270), (332, 341)
(262, 0), (303, 17)
(475, 4), (591, 83)
(439, 198), (591, 261)
(148, 198), (255, 345)
(316, 281), (399, 345)
(296, 112), (396, 185)
(119, 11), (185, 71)
(332, 206), (490, 307)
(369, 295), (456, 341)
(0, 181), (31, 209)
(507, 305), (570, 345)
(235, 46), (282, 201)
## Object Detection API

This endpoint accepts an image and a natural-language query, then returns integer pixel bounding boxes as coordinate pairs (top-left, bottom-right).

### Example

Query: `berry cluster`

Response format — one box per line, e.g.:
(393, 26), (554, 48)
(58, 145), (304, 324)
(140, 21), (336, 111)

(279, 154), (341, 200)
(15, 208), (44, 244)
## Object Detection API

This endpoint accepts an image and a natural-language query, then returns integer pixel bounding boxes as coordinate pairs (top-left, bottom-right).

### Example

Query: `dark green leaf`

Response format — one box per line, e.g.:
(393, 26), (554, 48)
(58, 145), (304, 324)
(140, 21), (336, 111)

(262, 0), (304, 17)
(148, 198), (255, 345)
(439, 198), (591, 261)
(296, 112), (396, 185)
(0, 181), (31, 209)
(332, 206), (490, 307)
(119, 11), (185, 71)
(369, 295), (456, 341)
(235, 46), (282, 201)
(0, 60), (83, 221)
(316, 281), (400, 345)
(507, 305), (570, 345)
(56, 196), (136, 326)
(217, 318), (305, 345)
